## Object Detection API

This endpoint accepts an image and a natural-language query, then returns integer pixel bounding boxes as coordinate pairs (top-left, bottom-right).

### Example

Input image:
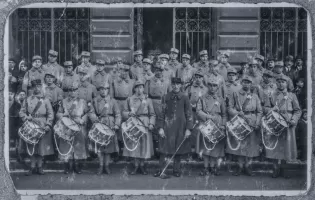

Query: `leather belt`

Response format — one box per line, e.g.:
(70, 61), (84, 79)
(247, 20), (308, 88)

(149, 95), (162, 100)
(243, 111), (256, 115)
(114, 97), (128, 101)
(32, 114), (46, 118)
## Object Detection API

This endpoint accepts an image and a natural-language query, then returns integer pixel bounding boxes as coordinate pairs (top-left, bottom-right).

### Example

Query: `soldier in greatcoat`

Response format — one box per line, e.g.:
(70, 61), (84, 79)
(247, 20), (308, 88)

(193, 50), (209, 73)
(89, 82), (121, 175)
(75, 51), (97, 80)
(259, 70), (276, 108)
(266, 56), (275, 71)
(176, 54), (196, 91)
(130, 50), (144, 80)
(226, 75), (263, 176)
(168, 48), (182, 72)
(226, 67), (242, 109)
(91, 59), (112, 91)
(254, 54), (265, 73)
(196, 76), (227, 176)
(77, 67), (98, 103)
(19, 79), (54, 176)
(109, 57), (123, 81)
(42, 50), (64, 87)
(215, 51), (232, 81)
(158, 54), (175, 81)
(154, 77), (194, 178)
(272, 61), (294, 92)
(122, 80), (156, 175)
(142, 58), (155, 83)
(61, 61), (80, 98)
(22, 55), (46, 97)
(262, 74), (301, 178)
(205, 60), (226, 100)
(43, 72), (63, 114)
(56, 81), (90, 174)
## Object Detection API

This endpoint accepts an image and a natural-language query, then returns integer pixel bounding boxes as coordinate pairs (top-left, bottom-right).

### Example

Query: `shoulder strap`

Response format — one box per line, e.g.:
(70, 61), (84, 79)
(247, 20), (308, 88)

(31, 98), (43, 116)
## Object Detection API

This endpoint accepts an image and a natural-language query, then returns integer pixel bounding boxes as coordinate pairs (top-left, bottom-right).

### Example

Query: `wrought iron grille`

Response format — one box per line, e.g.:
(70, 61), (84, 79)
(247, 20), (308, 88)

(260, 7), (307, 60)
(174, 8), (213, 62)
(15, 8), (90, 66)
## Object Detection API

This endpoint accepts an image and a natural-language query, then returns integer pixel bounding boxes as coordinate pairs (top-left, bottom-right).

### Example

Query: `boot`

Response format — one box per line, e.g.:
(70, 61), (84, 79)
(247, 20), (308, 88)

(199, 167), (210, 176)
(272, 164), (280, 178)
(96, 165), (103, 175)
(153, 170), (161, 177)
(213, 166), (221, 176)
(244, 165), (253, 176)
(232, 165), (242, 176)
(130, 165), (139, 175)
(104, 166), (111, 175)
(74, 162), (82, 174)
(37, 167), (45, 175)
(139, 166), (148, 175)
(25, 167), (35, 176)
(64, 163), (70, 174)
(173, 170), (181, 177)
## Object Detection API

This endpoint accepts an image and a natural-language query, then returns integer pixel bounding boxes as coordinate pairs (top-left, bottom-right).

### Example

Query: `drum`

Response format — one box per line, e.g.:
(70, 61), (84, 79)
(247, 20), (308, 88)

(198, 119), (225, 144)
(18, 121), (45, 145)
(262, 111), (288, 136)
(54, 117), (80, 142)
(88, 123), (115, 146)
(226, 115), (253, 140)
(121, 117), (148, 151)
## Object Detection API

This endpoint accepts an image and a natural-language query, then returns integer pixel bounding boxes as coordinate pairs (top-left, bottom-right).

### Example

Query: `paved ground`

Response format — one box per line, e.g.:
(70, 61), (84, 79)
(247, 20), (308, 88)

(11, 166), (307, 191)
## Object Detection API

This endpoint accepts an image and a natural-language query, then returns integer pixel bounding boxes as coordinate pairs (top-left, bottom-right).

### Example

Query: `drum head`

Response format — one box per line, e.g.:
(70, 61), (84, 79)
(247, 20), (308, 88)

(62, 117), (80, 131)
(272, 111), (288, 127)
(94, 123), (114, 136)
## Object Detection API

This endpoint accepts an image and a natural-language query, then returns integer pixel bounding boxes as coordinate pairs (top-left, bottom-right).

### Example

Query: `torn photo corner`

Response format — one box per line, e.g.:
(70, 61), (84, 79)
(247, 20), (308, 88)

(3, 1), (312, 198)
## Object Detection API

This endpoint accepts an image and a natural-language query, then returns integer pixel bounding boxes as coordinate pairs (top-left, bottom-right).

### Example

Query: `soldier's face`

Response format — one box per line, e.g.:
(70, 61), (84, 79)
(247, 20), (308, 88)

(276, 79), (287, 90)
(144, 63), (151, 71)
(121, 70), (129, 79)
(19, 92), (26, 101)
(34, 84), (42, 94)
(70, 89), (78, 98)
(48, 55), (57, 63)
(267, 61), (275, 69)
(32, 60), (42, 68)
(65, 66), (73, 74)
(99, 87), (109, 97)
(208, 83), (218, 94)
(81, 56), (90, 64)
(172, 83), (182, 93)
(161, 58), (168, 66)
(20, 63), (28, 71)
(195, 76), (203, 84)
(255, 59), (263, 66)
(135, 55), (143, 63)
(200, 55), (208, 62)
(263, 75), (272, 83)
(227, 73), (237, 82)
(170, 52), (178, 60)
(79, 73), (87, 81)
(134, 85), (144, 95)
(274, 66), (283, 73)
(148, 54), (155, 61)
(182, 58), (190, 66)
(241, 80), (252, 91)
(155, 69), (163, 77)
(9, 92), (15, 101)
(96, 64), (104, 71)
(220, 55), (228, 64)
(45, 76), (55, 85)
(249, 64), (258, 73)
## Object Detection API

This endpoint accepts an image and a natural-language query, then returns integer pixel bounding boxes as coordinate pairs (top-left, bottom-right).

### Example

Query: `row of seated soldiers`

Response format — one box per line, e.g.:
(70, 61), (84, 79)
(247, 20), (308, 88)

(8, 48), (307, 178)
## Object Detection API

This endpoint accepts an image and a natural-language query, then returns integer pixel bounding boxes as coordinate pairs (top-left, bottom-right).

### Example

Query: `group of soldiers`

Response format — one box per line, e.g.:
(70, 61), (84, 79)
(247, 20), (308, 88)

(8, 47), (308, 179)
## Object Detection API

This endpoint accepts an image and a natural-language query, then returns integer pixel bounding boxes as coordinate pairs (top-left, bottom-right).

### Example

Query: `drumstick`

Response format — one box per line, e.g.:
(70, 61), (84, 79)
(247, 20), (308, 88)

(160, 137), (186, 178)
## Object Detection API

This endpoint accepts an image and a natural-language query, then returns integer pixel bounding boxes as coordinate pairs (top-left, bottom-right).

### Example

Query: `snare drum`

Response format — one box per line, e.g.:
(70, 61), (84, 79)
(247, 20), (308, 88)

(122, 117), (148, 151)
(54, 117), (80, 142)
(226, 115), (253, 140)
(18, 121), (45, 145)
(198, 119), (225, 144)
(262, 111), (288, 136)
(88, 123), (115, 146)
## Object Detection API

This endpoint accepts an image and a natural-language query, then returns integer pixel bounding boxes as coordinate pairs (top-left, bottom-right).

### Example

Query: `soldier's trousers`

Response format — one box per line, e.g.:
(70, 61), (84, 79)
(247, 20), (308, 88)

(159, 154), (181, 172)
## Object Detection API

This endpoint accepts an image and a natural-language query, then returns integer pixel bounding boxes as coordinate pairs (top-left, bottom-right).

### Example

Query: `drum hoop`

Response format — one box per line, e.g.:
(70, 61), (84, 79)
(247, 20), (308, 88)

(226, 129), (241, 151)
(227, 115), (253, 141)
(262, 116), (285, 136)
(122, 130), (140, 152)
(18, 121), (45, 145)
(88, 123), (115, 146)
(203, 135), (217, 151)
(261, 125), (279, 150)
(54, 119), (79, 142)
(61, 117), (81, 132)
(199, 119), (225, 143)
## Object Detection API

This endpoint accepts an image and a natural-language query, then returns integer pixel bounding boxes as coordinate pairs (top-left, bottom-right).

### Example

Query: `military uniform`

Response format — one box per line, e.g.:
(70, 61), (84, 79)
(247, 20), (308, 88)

(176, 54), (196, 90)
(226, 68), (242, 110)
(75, 51), (97, 81)
(130, 50), (144, 80)
(215, 51), (232, 81)
(91, 59), (112, 90)
(259, 70), (276, 108)
(272, 61), (294, 92)
(61, 61), (80, 98)
(22, 56), (46, 96)
(77, 68), (98, 103)
(142, 58), (155, 83)
(192, 50), (209, 73)
(42, 50), (64, 86)
(168, 48), (182, 73)
(43, 71), (63, 113)
(205, 62), (226, 100)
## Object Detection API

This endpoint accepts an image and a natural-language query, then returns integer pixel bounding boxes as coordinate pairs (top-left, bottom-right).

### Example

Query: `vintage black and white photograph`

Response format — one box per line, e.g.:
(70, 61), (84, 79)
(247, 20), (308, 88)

(4, 3), (311, 195)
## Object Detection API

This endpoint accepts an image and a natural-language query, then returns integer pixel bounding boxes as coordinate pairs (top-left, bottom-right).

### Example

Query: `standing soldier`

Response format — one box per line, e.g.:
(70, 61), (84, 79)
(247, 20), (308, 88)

(144, 63), (171, 157)
(77, 68), (98, 103)
(122, 80), (156, 175)
(186, 69), (208, 153)
(284, 55), (294, 76)
(176, 54), (196, 91)
(168, 48), (182, 72)
(254, 54), (265, 73)
(91, 59), (112, 90)
(22, 55), (46, 97)
(89, 82), (121, 175)
(159, 54), (175, 81)
(262, 74), (301, 178)
(245, 59), (263, 86)
(154, 77), (194, 178)
(215, 51), (232, 81)
(226, 75), (263, 176)
(259, 70), (276, 107)
(61, 61), (80, 98)
(266, 56), (275, 71)
(75, 51), (97, 80)
(196, 76), (227, 176)
(109, 57), (123, 81)
(193, 50), (209, 73)
(19, 79), (54, 176)
(272, 61), (294, 92)
(226, 67), (242, 107)
(56, 82), (91, 174)
(205, 60), (226, 100)
(43, 72), (63, 113)
(42, 50), (64, 87)
(130, 50), (144, 80)
(142, 58), (155, 83)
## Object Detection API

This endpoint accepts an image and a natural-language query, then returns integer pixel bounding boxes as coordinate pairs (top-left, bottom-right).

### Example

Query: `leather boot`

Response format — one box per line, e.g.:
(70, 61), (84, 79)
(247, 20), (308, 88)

(153, 170), (161, 177)
(74, 162), (82, 174)
(130, 165), (139, 175)
(244, 165), (253, 176)
(104, 166), (111, 175)
(272, 164), (280, 178)
(96, 165), (103, 175)
(25, 167), (35, 176)
(232, 165), (242, 176)
(37, 167), (45, 175)
(64, 163), (70, 174)
(199, 167), (210, 176)
(213, 166), (221, 176)
(139, 166), (148, 175)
